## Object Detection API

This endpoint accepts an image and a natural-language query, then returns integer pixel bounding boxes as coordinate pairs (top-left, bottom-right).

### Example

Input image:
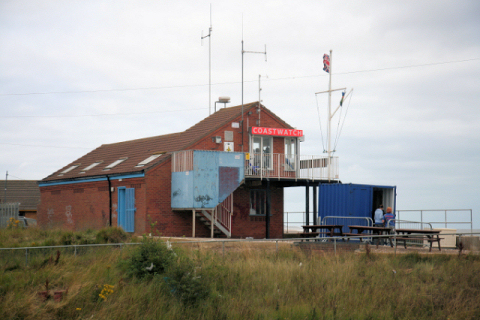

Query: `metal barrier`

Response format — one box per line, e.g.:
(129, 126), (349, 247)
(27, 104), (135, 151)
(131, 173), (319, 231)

(2, 231), (480, 265)
(0, 202), (20, 229)
(321, 216), (374, 241)
(396, 209), (473, 232)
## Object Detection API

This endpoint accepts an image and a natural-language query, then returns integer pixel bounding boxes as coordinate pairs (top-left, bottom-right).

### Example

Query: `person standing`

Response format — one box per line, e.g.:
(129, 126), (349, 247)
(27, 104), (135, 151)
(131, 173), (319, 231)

(374, 205), (384, 227)
(384, 207), (395, 229)
(374, 205), (385, 245)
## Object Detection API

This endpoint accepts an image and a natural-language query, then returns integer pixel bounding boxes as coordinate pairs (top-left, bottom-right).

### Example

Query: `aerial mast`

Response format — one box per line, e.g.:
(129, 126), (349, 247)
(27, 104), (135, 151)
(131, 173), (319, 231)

(201, 4), (213, 115)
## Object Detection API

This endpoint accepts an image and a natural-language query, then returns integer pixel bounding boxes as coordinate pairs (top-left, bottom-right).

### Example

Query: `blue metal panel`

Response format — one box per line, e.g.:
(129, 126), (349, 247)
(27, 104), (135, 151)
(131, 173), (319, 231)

(118, 187), (135, 232)
(193, 151), (219, 208)
(171, 171), (194, 208)
(125, 188), (135, 232)
(171, 150), (245, 209)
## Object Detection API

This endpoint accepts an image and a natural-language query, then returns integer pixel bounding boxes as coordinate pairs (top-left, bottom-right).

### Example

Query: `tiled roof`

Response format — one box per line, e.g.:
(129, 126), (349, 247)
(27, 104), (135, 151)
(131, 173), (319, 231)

(42, 102), (292, 182)
(0, 180), (40, 211)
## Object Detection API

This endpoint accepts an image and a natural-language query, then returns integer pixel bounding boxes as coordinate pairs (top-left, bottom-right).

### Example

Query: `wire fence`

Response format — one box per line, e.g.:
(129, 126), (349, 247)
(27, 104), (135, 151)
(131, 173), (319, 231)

(2, 231), (480, 267)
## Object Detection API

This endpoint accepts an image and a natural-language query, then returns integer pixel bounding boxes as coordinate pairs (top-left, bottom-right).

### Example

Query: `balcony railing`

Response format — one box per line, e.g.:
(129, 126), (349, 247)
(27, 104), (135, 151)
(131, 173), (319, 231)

(245, 153), (339, 180)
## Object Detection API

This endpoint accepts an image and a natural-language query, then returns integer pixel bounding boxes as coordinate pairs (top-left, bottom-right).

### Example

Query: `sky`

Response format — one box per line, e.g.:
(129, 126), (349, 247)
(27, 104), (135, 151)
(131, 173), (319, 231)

(1, 1), (479, 228)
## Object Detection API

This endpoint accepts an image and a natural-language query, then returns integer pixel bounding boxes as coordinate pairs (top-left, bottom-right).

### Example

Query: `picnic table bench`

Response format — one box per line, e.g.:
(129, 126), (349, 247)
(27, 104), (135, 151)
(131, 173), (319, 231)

(393, 229), (443, 252)
(299, 225), (344, 241)
(347, 225), (394, 247)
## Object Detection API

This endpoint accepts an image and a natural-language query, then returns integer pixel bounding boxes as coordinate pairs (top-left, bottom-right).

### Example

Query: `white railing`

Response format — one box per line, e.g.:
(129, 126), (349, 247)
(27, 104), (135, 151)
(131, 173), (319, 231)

(216, 193), (233, 235)
(245, 153), (339, 180)
(172, 150), (194, 172)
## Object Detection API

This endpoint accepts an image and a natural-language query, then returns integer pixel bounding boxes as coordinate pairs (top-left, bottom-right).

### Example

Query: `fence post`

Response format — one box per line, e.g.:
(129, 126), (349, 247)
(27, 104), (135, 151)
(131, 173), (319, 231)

(445, 210), (447, 229)
(334, 238), (337, 256)
(222, 241), (225, 257)
(74, 245), (77, 257)
(25, 248), (28, 267)
(276, 240), (278, 253)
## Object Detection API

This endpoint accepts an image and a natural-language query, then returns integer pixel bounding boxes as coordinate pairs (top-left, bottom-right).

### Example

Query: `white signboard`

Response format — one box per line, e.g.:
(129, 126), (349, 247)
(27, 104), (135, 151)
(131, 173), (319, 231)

(224, 142), (234, 152)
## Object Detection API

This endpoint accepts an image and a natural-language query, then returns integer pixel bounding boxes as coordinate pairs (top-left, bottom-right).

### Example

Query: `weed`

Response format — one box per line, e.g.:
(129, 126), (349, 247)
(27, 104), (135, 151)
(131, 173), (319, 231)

(96, 227), (129, 244)
(121, 237), (175, 279)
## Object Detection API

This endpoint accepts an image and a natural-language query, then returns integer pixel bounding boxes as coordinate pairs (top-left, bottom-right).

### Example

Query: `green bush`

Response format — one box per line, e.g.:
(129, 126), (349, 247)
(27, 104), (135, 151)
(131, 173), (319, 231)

(163, 258), (210, 306)
(95, 227), (129, 244)
(123, 237), (175, 279)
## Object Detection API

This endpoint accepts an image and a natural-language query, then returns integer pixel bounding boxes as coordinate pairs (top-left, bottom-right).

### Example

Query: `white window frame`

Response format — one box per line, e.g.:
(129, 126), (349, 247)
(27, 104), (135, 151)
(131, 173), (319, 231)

(103, 158), (127, 171)
(250, 135), (273, 170)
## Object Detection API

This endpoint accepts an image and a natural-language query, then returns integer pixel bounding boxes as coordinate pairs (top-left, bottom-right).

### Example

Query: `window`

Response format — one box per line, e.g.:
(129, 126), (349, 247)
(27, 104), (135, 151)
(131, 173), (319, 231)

(80, 161), (102, 173)
(58, 164), (79, 176)
(284, 138), (297, 171)
(251, 136), (272, 169)
(135, 154), (163, 167)
(103, 158), (127, 171)
(250, 190), (266, 216)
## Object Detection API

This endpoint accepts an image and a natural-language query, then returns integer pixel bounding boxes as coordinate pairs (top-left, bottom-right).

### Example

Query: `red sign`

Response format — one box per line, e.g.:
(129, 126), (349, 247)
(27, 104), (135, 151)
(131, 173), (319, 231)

(251, 126), (303, 137)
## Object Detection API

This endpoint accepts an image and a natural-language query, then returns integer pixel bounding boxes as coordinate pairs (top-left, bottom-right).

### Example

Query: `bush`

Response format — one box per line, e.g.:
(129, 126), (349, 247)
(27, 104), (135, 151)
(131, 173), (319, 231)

(95, 227), (129, 244)
(162, 258), (210, 306)
(123, 237), (175, 279)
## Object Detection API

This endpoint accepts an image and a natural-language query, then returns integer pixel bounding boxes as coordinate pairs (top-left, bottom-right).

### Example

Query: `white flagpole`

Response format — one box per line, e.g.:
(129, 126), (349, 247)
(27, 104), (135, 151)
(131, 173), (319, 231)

(327, 50), (332, 182)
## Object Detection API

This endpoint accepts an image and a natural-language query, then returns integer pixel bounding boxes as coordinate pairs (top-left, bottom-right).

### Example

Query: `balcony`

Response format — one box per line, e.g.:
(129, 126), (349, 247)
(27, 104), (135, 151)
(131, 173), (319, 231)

(245, 153), (339, 180)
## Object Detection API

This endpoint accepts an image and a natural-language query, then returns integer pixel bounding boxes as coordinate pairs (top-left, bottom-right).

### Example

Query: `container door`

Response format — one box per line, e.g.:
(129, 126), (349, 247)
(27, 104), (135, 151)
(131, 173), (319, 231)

(349, 185), (373, 230)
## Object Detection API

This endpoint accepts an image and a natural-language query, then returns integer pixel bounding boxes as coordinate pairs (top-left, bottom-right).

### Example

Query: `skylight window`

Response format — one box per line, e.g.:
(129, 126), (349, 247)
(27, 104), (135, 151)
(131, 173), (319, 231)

(135, 154), (163, 167)
(58, 164), (80, 176)
(80, 161), (102, 174)
(103, 158), (127, 171)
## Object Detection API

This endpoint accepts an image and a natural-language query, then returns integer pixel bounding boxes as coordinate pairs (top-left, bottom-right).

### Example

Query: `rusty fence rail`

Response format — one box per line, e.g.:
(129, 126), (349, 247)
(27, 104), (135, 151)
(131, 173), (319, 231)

(2, 232), (480, 266)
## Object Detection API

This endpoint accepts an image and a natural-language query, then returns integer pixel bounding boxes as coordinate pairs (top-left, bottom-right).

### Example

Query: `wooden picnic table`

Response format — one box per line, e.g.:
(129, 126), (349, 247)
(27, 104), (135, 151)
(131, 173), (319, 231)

(299, 224), (344, 241)
(347, 225), (394, 247)
(393, 228), (443, 252)
(302, 224), (344, 236)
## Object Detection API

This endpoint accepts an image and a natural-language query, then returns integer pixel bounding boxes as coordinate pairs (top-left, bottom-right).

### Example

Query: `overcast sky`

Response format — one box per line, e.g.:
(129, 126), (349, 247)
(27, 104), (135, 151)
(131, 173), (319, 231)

(1, 1), (479, 228)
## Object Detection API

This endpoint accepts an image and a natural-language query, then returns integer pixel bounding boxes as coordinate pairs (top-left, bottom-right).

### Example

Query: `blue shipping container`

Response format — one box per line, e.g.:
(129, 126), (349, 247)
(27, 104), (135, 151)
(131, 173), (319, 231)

(318, 183), (396, 234)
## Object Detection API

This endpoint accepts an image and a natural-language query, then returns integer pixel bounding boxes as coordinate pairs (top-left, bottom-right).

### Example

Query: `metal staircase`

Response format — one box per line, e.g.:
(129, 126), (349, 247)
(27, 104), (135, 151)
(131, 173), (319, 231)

(196, 193), (233, 238)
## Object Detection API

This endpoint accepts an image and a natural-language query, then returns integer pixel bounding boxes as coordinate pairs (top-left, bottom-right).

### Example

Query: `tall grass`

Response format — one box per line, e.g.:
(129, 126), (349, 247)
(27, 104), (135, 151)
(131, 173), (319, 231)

(1, 228), (480, 319)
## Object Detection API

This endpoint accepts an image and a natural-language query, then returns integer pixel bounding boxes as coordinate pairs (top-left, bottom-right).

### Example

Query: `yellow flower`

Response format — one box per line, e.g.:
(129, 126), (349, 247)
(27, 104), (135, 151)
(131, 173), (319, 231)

(76, 308), (81, 311)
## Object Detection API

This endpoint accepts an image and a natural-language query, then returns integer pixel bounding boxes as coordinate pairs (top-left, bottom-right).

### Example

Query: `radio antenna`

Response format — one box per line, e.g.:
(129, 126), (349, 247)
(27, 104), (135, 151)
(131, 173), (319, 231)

(201, 4), (213, 115)
(241, 16), (267, 152)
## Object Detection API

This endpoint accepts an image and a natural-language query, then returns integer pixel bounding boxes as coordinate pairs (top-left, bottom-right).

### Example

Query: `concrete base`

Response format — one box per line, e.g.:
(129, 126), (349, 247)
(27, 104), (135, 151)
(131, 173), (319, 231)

(458, 236), (480, 251)
(425, 228), (456, 248)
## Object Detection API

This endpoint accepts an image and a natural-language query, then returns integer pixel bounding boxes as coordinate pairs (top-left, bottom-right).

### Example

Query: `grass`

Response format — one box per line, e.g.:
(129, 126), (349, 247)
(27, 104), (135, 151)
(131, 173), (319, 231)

(1, 228), (480, 319)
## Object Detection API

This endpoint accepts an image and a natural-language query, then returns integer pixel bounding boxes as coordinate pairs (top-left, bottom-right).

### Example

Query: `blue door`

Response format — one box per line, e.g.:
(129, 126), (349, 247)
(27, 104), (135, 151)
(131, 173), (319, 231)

(118, 187), (135, 232)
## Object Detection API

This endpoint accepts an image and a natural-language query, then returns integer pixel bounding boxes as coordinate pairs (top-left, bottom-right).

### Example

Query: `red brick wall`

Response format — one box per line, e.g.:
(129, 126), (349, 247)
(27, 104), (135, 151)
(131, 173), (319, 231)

(231, 185), (284, 239)
(38, 177), (147, 233)
(38, 181), (111, 231)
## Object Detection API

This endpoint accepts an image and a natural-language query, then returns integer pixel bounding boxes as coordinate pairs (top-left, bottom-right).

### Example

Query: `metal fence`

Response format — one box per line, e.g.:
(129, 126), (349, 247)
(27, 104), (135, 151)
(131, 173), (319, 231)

(396, 209), (473, 232)
(2, 231), (479, 266)
(0, 202), (20, 228)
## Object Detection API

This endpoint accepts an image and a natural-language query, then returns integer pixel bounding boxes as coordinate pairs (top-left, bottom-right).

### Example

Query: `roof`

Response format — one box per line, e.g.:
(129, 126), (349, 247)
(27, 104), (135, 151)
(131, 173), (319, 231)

(42, 102), (293, 182)
(0, 180), (40, 211)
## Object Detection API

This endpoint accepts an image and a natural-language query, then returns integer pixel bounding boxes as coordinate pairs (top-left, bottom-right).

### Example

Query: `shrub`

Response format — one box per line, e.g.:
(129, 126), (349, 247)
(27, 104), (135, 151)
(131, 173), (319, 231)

(163, 258), (210, 306)
(123, 237), (175, 279)
(95, 227), (129, 244)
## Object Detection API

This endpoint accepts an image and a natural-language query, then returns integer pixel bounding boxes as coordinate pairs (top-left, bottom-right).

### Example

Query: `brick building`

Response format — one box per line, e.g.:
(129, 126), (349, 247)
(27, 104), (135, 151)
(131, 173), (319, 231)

(38, 102), (336, 238)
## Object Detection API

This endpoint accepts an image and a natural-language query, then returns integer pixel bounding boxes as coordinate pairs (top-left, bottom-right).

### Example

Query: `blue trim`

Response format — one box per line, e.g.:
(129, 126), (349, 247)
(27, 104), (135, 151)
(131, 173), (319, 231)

(38, 172), (145, 187)
(109, 173), (144, 180)
(38, 177), (107, 187)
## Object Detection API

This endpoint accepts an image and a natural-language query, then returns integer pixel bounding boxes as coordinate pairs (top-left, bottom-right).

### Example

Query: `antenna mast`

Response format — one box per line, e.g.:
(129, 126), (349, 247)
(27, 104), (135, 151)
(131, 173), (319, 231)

(201, 4), (213, 115)
(241, 33), (267, 152)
